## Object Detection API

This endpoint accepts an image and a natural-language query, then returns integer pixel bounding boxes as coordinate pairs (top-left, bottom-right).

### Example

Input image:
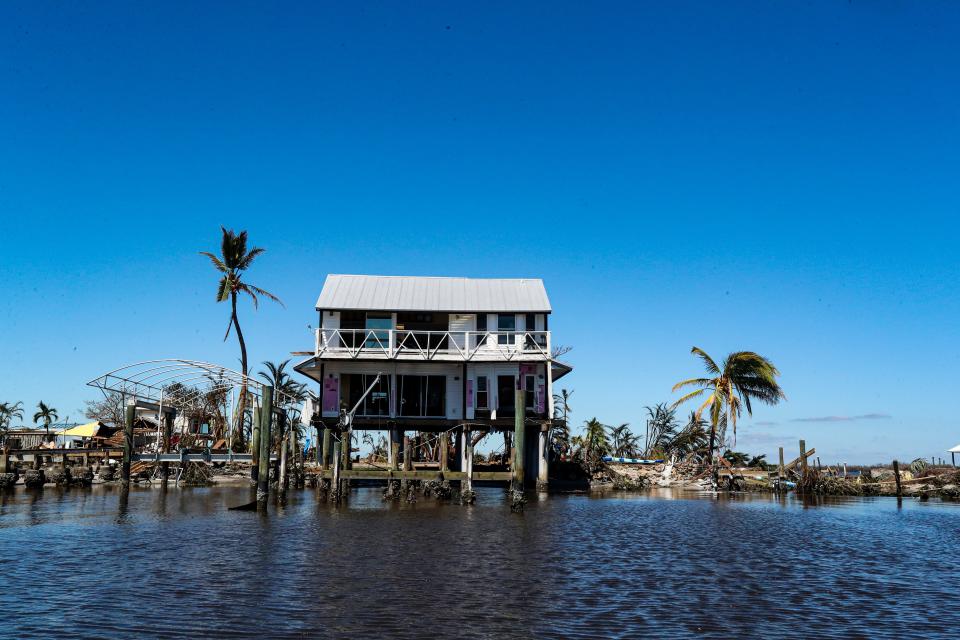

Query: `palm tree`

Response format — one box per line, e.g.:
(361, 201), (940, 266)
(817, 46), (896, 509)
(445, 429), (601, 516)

(575, 418), (610, 474)
(665, 412), (710, 459)
(723, 450), (750, 467)
(258, 359), (307, 403)
(0, 401), (24, 444)
(200, 227), (283, 446)
(551, 388), (573, 457)
(33, 401), (59, 442)
(672, 347), (785, 470)
(608, 423), (640, 458)
(747, 454), (768, 469)
(643, 403), (678, 457)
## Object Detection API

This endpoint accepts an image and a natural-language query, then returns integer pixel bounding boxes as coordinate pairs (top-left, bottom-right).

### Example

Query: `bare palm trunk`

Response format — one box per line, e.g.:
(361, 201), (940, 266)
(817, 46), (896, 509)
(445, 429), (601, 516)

(231, 292), (248, 450)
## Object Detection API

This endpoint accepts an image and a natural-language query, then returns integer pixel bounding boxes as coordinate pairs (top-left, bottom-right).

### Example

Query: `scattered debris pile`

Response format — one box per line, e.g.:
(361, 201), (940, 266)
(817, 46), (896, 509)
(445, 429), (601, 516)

(180, 462), (214, 486)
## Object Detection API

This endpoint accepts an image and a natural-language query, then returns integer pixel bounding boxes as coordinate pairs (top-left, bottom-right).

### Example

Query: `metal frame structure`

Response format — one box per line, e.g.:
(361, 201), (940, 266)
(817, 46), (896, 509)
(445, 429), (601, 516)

(87, 359), (301, 409)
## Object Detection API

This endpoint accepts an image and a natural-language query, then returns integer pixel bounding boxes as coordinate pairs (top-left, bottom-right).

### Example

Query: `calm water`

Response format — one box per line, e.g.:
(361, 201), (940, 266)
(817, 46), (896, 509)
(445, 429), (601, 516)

(2, 485), (959, 638)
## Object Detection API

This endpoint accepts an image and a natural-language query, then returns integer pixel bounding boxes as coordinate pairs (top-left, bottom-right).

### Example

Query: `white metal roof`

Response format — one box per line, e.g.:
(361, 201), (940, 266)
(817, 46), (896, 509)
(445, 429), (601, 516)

(316, 275), (552, 313)
(949, 443), (960, 453)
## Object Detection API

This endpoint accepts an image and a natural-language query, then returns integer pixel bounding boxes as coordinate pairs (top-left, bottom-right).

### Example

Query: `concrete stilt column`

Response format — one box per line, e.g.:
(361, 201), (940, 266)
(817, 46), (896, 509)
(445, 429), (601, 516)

(537, 424), (549, 491)
(256, 386), (274, 502)
(122, 405), (135, 485)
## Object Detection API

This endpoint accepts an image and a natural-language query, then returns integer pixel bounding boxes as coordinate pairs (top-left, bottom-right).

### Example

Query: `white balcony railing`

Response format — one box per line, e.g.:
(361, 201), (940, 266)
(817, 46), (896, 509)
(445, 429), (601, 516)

(315, 328), (551, 361)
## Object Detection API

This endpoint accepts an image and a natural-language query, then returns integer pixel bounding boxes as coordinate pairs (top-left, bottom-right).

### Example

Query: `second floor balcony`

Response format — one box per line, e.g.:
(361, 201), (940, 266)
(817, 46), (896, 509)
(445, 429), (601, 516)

(315, 328), (551, 362)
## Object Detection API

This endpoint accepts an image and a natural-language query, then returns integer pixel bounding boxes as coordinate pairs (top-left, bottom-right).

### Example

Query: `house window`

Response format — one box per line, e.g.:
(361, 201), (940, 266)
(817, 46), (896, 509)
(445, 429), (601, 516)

(475, 376), (488, 410)
(399, 375), (446, 417)
(525, 375), (536, 410)
(365, 313), (392, 348)
(497, 314), (515, 345)
(475, 314), (488, 348)
(343, 374), (391, 417)
(525, 313), (537, 349)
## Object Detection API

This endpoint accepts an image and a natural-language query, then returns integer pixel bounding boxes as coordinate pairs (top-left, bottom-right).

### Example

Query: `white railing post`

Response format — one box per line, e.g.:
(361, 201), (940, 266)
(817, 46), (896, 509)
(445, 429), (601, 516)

(546, 331), (551, 360)
(388, 329), (395, 357)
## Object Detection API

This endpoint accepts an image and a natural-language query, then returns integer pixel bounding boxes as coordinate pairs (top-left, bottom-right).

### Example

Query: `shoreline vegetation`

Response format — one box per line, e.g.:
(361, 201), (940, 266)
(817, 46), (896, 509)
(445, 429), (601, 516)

(0, 227), (950, 504)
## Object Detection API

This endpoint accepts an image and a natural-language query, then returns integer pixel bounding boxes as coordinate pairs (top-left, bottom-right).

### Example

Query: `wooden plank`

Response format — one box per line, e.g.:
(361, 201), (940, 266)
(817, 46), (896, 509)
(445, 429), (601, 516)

(312, 469), (510, 482)
(783, 448), (815, 472)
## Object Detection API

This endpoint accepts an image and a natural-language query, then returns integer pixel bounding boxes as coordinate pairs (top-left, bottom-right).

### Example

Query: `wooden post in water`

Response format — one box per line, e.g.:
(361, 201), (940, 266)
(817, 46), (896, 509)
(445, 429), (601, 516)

(122, 405), (135, 485)
(321, 427), (331, 472)
(161, 410), (172, 482)
(344, 428), (353, 470)
(278, 431), (289, 500)
(537, 423), (549, 491)
(251, 408), (261, 482)
(778, 447), (785, 489)
(332, 440), (342, 500)
(439, 432), (449, 474)
(798, 440), (807, 494)
(463, 428), (474, 496)
(390, 441), (400, 472)
(513, 389), (526, 492)
(893, 459), (902, 498)
(256, 386), (274, 502)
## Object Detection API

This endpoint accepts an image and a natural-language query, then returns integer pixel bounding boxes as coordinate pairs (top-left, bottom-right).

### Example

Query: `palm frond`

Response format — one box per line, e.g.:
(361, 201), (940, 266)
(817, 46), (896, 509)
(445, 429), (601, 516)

(199, 251), (228, 274)
(690, 347), (720, 375)
(242, 283), (284, 308)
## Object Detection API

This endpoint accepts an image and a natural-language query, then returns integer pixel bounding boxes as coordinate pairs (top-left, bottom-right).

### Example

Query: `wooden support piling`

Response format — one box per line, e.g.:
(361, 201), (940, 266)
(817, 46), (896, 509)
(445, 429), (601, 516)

(0, 448), (8, 474)
(122, 405), (135, 484)
(778, 447), (785, 489)
(512, 389), (526, 492)
(390, 441), (400, 472)
(893, 459), (902, 498)
(251, 407), (261, 482)
(537, 423), (549, 491)
(256, 386), (274, 502)
(798, 440), (807, 494)
(161, 411), (172, 482)
(463, 428), (474, 495)
(332, 440), (342, 499)
(321, 427), (331, 472)
(344, 428), (353, 470)
(439, 432), (449, 473)
(278, 431), (289, 500)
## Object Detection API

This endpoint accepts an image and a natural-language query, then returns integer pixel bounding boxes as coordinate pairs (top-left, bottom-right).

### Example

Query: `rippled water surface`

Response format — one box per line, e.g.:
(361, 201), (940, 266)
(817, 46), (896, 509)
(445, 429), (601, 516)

(2, 485), (959, 638)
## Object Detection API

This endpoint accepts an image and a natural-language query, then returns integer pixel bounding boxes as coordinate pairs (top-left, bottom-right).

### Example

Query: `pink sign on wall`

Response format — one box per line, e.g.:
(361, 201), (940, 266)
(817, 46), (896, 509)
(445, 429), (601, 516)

(322, 377), (339, 413)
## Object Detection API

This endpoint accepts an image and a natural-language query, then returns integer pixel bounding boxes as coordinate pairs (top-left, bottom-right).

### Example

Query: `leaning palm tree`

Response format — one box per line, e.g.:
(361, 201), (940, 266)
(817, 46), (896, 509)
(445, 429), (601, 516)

(33, 401), (59, 442)
(672, 347), (785, 471)
(200, 227), (283, 446)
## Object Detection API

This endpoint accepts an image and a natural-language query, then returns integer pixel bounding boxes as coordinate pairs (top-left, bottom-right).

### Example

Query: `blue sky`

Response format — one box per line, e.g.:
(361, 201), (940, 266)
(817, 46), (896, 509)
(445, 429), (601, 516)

(1, 2), (958, 464)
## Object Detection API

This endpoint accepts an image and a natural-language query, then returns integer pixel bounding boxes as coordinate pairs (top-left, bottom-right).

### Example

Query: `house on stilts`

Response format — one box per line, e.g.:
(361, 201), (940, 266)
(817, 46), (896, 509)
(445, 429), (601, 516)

(294, 274), (572, 489)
